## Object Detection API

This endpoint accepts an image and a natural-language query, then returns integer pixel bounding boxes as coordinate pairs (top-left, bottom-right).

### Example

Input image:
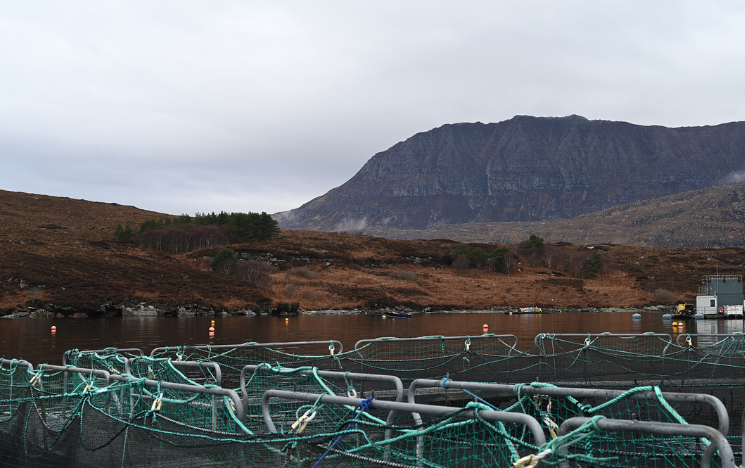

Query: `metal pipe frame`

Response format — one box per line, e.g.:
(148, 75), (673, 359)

(241, 365), (404, 431)
(109, 374), (246, 427)
(407, 379), (729, 437)
(1, 358), (34, 373)
(741, 406), (745, 467)
(534, 332), (673, 357)
(558, 417), (735, 468)
(124, 357), (223, 386)
(149, 340), (344, 358)
(260, 389), (546, 446)
(354, 334), (520, 357)
(38, 364), (112, 384)
(241, 365), (403, 402)
(675, 333), (745, 347)
(62, 347), (144, 366)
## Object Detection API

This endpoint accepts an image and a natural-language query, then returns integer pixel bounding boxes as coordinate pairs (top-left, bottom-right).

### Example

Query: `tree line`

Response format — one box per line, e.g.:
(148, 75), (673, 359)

(113, 211), (279, 254)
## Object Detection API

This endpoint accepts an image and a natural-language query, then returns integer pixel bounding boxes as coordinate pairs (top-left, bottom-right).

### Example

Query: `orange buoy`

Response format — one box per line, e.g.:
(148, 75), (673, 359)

(209, 326), (215, 333)
(482, 324), (489, 332)
(51, 326), (56, 333)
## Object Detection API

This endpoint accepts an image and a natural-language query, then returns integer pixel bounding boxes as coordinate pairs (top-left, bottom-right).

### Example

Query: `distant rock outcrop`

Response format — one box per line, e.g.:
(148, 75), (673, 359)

(364, 184), (745, 249)
(275, 115), (745, 231)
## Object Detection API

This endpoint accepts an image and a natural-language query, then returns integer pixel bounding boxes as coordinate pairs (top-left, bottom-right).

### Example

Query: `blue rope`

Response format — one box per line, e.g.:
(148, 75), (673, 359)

(311, 398), (374, 467)
(442, 378), (501, 411)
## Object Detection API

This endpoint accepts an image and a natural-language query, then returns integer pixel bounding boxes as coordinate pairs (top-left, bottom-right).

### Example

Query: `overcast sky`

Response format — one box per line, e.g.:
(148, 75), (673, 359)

(2, 1), (744, 216)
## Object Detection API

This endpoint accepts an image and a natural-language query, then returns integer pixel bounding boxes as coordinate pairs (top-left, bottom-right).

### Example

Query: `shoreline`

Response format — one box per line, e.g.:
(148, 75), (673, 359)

(1, 302), (673, 319)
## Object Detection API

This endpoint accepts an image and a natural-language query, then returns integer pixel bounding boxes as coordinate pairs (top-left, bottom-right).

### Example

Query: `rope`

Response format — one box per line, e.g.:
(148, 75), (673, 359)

(311, 398), (374, 467)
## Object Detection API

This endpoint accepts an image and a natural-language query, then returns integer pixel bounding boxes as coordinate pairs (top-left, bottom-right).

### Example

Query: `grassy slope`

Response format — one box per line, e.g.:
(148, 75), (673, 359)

(3, 189), (745, 313)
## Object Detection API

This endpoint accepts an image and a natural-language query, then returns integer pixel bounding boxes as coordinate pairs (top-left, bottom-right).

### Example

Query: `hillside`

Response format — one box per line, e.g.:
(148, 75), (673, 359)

(366, 184), (745, 248)
(4, 190), (745, 317)
(276, 115), (745, 231)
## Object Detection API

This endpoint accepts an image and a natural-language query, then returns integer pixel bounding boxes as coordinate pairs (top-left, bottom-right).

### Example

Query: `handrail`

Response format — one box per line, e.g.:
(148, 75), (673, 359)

(0, 358), (34, 373)
(558, 417), (734, 468)
(125, 357), (223, 386)
(534, 332), (673, 357)
(260, 389), (546, 447)
(62, 348), (144, 366)
(354, 334), (519, 357)
(675, 333), (745, 347)
(241, 365), (403, 405)
(408, 379), (729, 437)
(37, 364), (112, 384)
(109, 374), (246, 426)
(149, 340), (344, 358)
(241, 364), (403, 444)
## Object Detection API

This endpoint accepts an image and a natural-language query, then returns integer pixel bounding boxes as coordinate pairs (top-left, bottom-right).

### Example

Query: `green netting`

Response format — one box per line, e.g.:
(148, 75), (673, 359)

(126, 356), (222, 387)
(0, 366), (548, 467)
(64, 348), (144, 376)
(4, 331), (745, 467)
(151, 343), (343, 389)
(412, 379), (728, 467)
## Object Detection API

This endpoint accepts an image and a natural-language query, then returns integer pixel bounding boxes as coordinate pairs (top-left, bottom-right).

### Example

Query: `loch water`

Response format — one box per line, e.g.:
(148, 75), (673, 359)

(2, 311), (743, 366)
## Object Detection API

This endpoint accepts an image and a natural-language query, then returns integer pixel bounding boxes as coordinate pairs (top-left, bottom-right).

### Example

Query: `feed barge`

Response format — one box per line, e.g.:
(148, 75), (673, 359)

(695, 274), (744, 318)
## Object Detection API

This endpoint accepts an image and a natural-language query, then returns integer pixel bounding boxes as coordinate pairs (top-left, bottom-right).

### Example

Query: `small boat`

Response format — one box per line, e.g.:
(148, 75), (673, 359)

(383, 310), (413, 319)
(508, 307), (545, 315)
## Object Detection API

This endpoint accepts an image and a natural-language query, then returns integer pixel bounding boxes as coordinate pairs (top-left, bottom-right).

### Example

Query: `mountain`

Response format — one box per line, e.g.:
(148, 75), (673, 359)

(364, 184), (745, 248)
(275, 115), (745, 231)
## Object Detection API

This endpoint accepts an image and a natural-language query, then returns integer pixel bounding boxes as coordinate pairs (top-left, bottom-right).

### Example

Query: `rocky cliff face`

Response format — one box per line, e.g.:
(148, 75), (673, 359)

(275, 115), (745, 231)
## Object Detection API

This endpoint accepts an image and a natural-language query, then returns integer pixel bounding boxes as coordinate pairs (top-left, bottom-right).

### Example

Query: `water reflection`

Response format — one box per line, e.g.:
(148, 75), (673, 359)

(2, 312), (744, 365)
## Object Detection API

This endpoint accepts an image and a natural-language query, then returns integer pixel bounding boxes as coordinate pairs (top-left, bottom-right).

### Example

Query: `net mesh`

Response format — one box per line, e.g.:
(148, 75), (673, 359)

(2, 331), (743, 467)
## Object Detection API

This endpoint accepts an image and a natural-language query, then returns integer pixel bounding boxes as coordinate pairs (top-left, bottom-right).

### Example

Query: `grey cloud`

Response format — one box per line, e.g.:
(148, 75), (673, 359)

(1, 1), (744, 215)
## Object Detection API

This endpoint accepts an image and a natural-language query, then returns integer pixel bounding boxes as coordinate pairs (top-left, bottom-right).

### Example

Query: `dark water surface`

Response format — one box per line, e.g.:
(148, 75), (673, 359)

(2, 311), (744, 366)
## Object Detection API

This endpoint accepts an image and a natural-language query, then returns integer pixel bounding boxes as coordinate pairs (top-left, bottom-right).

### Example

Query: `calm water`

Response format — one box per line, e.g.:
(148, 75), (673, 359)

(2, 312), (743, 366)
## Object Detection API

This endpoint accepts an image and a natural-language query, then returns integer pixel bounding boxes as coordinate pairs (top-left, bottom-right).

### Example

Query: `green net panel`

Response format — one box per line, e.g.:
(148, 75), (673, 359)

(409, 379), (731, 467)
(126, 356), (222, 387)
(0, 358), (738, 467)
(150, 341), (344, 389)
(63, 348), (144, 377)
(240, 364), (405, 436)
(349, 334), (524, 383)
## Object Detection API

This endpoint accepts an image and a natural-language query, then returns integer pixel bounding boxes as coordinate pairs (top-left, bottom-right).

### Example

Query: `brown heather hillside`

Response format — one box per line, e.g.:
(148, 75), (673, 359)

(3, 190), (745, 316)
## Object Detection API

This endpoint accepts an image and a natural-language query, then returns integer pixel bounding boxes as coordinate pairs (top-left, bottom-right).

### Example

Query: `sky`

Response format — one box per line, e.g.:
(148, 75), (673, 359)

(1, 1), (744, 216)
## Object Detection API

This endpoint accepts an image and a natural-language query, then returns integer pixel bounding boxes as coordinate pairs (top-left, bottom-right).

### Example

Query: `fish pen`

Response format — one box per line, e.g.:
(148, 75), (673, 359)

(3, 330), (745, 467)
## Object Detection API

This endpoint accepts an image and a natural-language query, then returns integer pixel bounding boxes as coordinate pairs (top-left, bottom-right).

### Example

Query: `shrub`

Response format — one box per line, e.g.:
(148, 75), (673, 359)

(450, 244), (471, 263)
(488, 246), (510, 272)
(211, 248), (237, 273)
(655, 288), (676, 302)
(390, 270), (416, 280)
(290, 267), (320, 279)
(580, 253), (601, 278)
(468, 248), (488, 267)
(113, 224), (135, 243)
(235, 260), (274, 289)
(453, 254), (469, 276)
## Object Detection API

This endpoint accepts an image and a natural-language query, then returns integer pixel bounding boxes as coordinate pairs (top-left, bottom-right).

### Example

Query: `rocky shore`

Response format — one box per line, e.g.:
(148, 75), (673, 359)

(1, 301), (675, 319)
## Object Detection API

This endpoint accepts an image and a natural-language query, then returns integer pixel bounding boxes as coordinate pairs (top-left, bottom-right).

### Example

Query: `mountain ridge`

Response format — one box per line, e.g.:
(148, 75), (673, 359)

(276, 115), (745, 232)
